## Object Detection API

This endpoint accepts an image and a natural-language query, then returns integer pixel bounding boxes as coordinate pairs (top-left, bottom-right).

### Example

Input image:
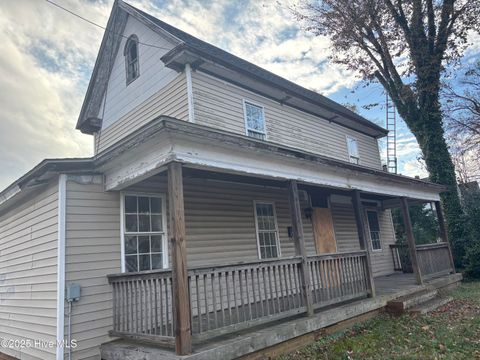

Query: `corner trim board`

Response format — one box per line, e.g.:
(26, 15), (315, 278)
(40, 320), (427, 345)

(185, 64), (195, 123)
(56, 174), (67, 360)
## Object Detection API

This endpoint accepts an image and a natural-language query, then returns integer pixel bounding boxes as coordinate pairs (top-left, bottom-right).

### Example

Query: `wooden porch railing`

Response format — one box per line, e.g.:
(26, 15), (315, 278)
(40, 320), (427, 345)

(108, 251), (371, 344)
(308, 251), (369, 308)
(416, 242), (454, 279)
(389, 244), (413, 273)
(108, 269), (175, 346)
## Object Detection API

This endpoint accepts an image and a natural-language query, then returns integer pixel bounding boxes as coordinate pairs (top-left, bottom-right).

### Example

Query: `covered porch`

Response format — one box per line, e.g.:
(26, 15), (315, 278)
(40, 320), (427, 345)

(97, 118), (457, 356)
(104, 162), (456, 355)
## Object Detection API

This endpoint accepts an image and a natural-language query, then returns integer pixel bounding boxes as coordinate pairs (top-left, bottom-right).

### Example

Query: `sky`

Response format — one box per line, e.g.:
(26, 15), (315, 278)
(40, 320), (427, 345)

(0, 0), (478, 190)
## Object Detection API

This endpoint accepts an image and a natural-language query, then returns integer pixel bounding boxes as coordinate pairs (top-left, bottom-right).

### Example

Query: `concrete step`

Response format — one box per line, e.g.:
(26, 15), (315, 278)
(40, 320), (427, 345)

(387, 289), (438, 314)
(408, 296), (453, 314)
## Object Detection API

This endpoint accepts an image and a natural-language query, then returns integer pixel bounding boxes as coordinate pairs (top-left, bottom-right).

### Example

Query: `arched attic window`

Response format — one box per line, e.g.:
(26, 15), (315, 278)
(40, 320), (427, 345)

(124, 35), (140, 85)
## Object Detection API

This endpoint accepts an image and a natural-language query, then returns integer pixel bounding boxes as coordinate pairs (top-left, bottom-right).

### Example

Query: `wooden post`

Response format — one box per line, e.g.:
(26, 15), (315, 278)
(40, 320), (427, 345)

(434, 201), (456, 274)
(287, 180), (314, 316)
(351, 190), (376, 297)
(400, 197), (423, 285)
(168, 162), (192, 355)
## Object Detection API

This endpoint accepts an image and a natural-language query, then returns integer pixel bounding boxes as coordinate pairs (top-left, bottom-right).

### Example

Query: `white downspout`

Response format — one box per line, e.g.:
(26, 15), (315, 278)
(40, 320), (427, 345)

(185, 63), (195, 123)
(56, 174), (67, 360)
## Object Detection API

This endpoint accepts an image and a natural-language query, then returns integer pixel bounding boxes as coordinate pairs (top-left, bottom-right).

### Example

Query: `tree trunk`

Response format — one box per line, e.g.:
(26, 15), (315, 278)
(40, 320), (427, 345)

(405, 89), (467, 265)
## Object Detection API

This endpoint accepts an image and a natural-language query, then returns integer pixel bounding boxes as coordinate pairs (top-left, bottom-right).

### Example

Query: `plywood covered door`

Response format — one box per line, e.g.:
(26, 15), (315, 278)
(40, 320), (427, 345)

(312, 207), (337, 254)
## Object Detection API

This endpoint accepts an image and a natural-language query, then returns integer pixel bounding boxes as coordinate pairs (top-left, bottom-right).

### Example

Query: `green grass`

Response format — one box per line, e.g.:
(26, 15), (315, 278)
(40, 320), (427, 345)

(279, 282), (480, 360)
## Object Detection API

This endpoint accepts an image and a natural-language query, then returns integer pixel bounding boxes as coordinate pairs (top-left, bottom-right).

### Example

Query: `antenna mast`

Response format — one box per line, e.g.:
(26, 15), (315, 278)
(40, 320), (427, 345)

(386, 94), (398, 173)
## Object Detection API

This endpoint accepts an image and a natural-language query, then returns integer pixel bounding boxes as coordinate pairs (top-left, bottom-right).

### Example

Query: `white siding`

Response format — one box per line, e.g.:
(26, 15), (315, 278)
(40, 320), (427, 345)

(370, 209), (397, 276)
(64, 177), (120, 360)
(99, 15), (178, 130)
(0, 181), (59, 360)
(192, 71), (383, 169)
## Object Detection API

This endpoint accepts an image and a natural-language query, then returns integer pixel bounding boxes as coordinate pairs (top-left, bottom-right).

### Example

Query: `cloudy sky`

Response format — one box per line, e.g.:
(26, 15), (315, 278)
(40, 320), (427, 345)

(0, 0), (477, 190)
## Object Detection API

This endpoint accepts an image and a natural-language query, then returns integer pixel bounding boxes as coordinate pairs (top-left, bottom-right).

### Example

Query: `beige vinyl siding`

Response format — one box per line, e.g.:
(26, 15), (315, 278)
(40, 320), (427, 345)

(96, 73), (189, 153)
(330, 198), (396, 277)
(64, 177), (121, 360)
(126, 174), (316, 266)
(0, 180), (58, 360)
(369, 209), (397, 276)
(192, 71), (382, 169)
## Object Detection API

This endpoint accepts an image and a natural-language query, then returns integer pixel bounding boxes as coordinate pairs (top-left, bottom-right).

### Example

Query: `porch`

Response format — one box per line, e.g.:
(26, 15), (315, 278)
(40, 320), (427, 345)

(103, 161), (457, 357)
(102, 272), (462, 360)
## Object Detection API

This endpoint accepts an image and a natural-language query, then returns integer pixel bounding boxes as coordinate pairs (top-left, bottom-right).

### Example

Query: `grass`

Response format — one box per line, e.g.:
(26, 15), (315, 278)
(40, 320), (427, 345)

(279, 281), (480, 360)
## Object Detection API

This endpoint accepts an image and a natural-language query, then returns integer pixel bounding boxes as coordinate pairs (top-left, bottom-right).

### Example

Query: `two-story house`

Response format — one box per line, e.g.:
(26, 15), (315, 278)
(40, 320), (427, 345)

(0, 1), (460, 360)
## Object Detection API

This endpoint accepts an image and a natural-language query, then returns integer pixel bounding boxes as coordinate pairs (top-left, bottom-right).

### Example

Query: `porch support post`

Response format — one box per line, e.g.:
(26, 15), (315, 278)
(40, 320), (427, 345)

(434, 201), (456, 273)
(351, 190), (375, 297)
(400, 197), (423, 285)
(168, 162), (192, 355)
(287, 180), (314, 316)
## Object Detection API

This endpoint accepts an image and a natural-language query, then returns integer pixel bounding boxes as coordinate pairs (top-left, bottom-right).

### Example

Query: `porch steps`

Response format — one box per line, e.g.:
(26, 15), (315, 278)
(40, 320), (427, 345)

(408, 296), (453, 315)
(386, 289), (439, 314)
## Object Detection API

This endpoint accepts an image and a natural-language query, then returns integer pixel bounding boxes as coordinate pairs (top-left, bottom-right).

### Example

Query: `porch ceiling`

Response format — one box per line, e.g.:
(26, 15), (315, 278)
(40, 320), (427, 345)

(95, 117), (445, 202)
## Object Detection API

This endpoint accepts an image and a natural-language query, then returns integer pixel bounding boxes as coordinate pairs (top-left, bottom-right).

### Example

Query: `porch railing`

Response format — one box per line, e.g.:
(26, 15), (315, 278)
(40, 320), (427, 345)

(416, 242), (454, 279)
(108, 251), (370, 344)
(389, 244), (413, 273)
(308, 251), (369, 308)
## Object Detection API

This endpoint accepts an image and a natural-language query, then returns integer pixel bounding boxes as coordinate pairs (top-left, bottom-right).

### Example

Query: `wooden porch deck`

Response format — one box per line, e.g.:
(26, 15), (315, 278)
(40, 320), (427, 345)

(102, 272), (462, 360)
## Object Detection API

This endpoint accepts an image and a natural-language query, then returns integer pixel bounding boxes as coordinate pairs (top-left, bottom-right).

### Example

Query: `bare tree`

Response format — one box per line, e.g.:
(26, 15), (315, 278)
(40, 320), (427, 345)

(293, 0), (480, 260)
(444, 61), (480, 182)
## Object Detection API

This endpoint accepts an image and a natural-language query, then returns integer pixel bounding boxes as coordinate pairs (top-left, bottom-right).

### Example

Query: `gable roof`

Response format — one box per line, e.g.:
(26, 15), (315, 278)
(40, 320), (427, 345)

(77, 0), (388, 138)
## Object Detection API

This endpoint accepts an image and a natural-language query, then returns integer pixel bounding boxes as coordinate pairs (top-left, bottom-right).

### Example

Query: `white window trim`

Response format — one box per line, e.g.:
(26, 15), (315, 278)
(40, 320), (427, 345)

(346, 135), (360, 164)
(120, 192), (169, 272)
(243, 99), (267, 140)
(253, 200), (281, 259)
(365, 208), (382, 252)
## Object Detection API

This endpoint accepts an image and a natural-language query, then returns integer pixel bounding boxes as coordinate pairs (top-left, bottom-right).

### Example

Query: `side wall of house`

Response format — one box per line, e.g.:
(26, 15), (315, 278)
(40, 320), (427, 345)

(191, 71), (383, 169)
(64, 176), (121, 360)
(0, 180), (59, 360)
(94, 15), (188, 154)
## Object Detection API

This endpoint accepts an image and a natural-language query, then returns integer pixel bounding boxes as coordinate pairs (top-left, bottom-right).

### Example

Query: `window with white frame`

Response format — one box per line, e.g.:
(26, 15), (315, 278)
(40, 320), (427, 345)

(123, 194), (166, 272)
(124, 35), (140, 85)
(347, 136), (359, 164)
(244, 101), (266, 140)
(254, 202), (280, 259)
(366, 210), (381, 250)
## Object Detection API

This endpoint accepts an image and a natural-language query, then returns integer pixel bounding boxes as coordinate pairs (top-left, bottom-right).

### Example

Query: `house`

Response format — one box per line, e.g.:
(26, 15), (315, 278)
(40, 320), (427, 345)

(0, 1), (461, 360)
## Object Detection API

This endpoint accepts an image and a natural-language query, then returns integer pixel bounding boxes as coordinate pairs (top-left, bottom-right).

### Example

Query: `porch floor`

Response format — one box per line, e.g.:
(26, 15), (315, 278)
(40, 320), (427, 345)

(101, 272), (462, 360)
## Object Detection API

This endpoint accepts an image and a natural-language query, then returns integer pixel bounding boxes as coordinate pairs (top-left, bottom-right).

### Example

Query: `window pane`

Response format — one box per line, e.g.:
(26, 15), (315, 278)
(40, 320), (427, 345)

(151, 235), (162, 252)
(125, 214), (138, 232)
(138, 196), (150, 214)
(125, 255), (138, 272)
(245, 103), (265, 134)
(151, 254), (163, 270)
(138, 236), (150, 253)
(139, 254), (151, 271)
(150, 197), (162, 213)
(138, 215), (151, 232)
(348, 137), (359, 157)
(125, 196), (137, 213)
(367, 211), (380, 231)
(151, 214), (163, 232)
(125, 236), (137, 254)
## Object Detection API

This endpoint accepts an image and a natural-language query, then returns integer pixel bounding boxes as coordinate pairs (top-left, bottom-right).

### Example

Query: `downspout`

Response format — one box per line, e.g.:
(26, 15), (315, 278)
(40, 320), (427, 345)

(185, 63), (195, 123)
(56, 174), (67, 360)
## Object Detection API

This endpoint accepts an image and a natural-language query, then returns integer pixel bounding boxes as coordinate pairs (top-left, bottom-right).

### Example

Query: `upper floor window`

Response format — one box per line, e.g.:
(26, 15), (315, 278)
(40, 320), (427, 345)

(346, 136), (359, 164)
(244, 101), (266, 140)
(124, 35), (140, 85)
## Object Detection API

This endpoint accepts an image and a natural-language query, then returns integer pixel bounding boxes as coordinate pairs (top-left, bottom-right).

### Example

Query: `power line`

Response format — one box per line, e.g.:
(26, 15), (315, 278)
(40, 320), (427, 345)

(43, 0), (172, 51)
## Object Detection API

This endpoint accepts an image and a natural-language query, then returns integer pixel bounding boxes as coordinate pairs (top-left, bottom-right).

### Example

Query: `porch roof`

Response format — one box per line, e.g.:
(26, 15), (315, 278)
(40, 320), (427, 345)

(95, 116), (445, 201)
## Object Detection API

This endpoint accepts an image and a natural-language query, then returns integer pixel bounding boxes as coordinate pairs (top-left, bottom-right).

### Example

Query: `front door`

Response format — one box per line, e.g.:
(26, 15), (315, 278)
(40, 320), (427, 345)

(312, 207), (337, 254)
